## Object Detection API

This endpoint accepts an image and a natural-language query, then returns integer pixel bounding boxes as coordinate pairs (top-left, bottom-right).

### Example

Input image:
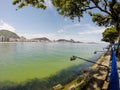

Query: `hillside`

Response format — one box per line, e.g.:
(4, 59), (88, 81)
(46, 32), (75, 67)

(57, 39), (82, 43)
(57, 39), (70, 42)
(0, 30), (20, 38)
(31, 37), (51, 42)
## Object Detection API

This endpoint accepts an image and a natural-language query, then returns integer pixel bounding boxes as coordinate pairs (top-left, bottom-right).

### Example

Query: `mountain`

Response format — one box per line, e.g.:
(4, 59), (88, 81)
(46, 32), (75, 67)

(57, 39), (70, 42)
(0, 30), (20, 38)
(57, 39), (82, 43)
(87, 42), (99, 44)
(31, 37), (51, 42)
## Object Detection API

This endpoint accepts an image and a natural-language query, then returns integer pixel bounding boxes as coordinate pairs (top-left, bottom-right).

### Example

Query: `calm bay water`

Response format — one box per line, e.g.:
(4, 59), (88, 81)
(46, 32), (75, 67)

(0, 42), (107, 83)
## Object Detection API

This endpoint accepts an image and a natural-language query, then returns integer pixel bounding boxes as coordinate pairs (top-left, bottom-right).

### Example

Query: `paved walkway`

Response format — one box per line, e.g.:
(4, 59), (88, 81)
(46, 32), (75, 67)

(62, 52), (120, 90)
(82, 54), (110, 90)
(85, 53), (120, 90)
(117, 60), (120, 89)
(62, 53), (111, 90)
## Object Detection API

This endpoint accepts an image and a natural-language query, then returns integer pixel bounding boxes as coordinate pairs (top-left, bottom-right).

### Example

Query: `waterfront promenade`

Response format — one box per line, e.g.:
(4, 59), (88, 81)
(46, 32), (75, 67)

(62, 51), (113, 90)
(65, 50), (120, 90)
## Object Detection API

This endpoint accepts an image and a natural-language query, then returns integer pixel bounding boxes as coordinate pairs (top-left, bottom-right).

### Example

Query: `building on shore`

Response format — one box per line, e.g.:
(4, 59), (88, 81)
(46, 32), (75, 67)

(0, 35), (9, 42)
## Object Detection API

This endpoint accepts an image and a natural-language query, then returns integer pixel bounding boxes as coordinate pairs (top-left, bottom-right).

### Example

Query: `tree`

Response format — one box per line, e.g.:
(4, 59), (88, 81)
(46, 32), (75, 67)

(13, 0), (120, 57)
(102, 27), (118, 44)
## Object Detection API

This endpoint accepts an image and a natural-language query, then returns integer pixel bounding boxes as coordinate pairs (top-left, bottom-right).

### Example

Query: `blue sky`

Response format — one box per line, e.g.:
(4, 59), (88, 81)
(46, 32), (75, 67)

(0, 0), (106, 42)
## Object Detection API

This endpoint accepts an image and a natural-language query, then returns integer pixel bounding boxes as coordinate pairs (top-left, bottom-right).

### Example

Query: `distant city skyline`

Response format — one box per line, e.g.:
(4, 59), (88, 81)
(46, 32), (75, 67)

(0, 0), (106, 42)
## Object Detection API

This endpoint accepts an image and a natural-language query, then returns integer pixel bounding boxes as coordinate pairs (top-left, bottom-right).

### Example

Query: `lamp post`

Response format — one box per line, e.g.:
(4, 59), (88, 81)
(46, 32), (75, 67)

(70, 56), (108, 68)
(94, 51), (106, 54)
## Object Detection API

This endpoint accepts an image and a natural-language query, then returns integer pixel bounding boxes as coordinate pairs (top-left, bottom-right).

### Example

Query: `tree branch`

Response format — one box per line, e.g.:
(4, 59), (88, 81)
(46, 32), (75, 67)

(103, 0), (107, 11)
(109, 0), (118, 21)
(81, 6), (97, 11)
(92, 0), (112, 16)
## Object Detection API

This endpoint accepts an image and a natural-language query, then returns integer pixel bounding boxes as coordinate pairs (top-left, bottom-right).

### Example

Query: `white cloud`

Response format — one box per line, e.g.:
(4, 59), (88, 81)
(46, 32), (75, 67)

(78, 29), (104, 35)
(63, 23), (104, 30)
(44, 0), (53, 9)
(63, 23), (92, 30)
(61, 23), (105, 34)
(0, 20), (15, 32)
(54, 23), (105, 42)
(63, 23), (81, 29)
(19, 33), (72, 40)
(57, 29), (64, 33)
(78, 24), (105, 35)
(57, 23), (81, 33)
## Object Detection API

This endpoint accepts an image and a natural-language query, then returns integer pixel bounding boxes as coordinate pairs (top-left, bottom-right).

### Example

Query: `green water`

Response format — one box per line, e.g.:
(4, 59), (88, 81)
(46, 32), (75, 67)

(0, 42), (107, 83)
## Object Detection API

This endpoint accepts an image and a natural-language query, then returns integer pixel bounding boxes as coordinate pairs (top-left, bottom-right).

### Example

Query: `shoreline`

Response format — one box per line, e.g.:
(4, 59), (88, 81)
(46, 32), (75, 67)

(61, 52), (110, 90)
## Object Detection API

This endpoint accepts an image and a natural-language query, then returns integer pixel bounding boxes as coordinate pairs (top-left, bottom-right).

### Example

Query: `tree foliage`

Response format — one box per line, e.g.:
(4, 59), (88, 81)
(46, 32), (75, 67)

(102, 27), (118, 43)
(52, 0), (120, 28)
(12, 0), (46, 9)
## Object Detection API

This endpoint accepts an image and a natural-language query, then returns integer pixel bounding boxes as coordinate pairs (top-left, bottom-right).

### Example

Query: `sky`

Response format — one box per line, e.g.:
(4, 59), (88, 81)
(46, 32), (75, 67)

(0, 0), (106, 42)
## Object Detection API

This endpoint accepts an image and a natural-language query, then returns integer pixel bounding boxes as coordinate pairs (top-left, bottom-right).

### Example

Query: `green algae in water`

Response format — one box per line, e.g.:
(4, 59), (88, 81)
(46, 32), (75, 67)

(0, 42), (107, 83)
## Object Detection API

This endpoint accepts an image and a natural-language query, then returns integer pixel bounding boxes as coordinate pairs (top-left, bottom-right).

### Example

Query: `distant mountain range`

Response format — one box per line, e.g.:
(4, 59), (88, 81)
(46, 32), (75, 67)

(31, 38), (82, 43)
(0, 30), (83, 43)
(0, 30), (20, 38)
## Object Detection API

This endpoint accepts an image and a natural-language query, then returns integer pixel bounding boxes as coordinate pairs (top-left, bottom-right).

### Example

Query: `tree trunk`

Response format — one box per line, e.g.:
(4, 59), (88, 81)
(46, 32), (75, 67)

(116, 22), (120, 60)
